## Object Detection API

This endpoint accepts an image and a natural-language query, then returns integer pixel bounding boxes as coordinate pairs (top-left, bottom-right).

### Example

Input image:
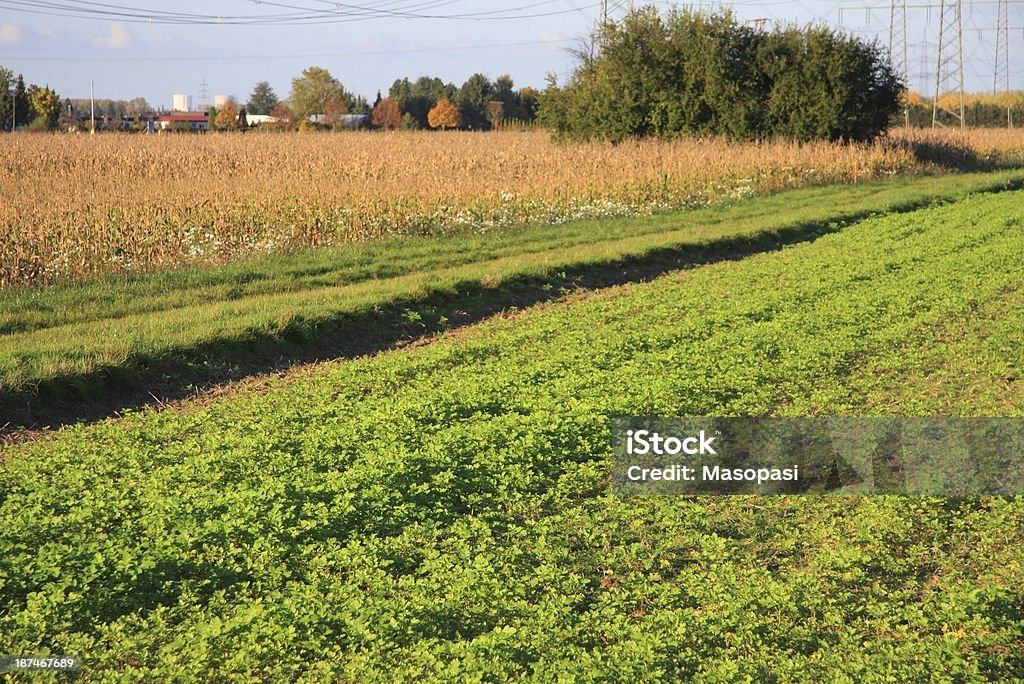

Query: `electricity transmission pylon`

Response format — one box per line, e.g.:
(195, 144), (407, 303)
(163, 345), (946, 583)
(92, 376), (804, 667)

(932, 0), (965, 128)
(994, 0), (1012, 126)
(890, 0), (910, 126)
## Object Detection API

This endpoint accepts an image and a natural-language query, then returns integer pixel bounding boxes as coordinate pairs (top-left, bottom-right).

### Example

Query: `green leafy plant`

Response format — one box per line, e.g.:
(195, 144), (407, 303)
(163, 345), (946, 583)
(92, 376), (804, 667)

(1, 188), (1022, 680)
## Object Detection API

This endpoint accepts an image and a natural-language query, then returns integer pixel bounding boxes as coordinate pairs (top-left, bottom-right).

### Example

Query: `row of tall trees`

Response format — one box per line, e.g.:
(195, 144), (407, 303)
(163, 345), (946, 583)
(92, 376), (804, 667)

(540, 7), (903, 142)
(0, 67), (64, 131)
(67, 98), (153, 120)
(242, 69), (538, 132)
(383, 73), (538, 130)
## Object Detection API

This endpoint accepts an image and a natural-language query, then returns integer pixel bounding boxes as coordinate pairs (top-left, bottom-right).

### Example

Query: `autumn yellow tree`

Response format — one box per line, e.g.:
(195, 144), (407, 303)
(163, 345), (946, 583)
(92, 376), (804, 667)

(371, 97), (402, 130)
(427, 98), (461, 130)
(214, 100), (240, 130)
(28, 85), (62, 130)
(905, 91), (926, 106)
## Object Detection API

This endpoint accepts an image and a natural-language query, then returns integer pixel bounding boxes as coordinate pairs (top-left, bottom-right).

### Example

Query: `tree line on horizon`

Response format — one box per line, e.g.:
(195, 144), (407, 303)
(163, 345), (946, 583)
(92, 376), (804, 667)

(235, 67), (539, 132)
(0, 64), (540, 132)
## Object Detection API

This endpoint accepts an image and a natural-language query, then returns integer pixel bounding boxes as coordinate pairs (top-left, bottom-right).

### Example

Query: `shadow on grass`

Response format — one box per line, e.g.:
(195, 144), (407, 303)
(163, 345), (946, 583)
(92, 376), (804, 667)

(3, 178), (1023, 438)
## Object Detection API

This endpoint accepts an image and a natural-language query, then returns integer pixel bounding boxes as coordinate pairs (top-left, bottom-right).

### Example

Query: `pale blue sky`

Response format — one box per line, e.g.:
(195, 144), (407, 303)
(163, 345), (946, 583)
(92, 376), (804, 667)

(0, 1), (1019, 107)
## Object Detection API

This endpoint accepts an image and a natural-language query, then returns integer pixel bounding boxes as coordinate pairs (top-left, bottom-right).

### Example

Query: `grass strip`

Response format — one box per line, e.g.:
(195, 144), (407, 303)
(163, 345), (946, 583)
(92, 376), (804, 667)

(2, 170), (1023, 427)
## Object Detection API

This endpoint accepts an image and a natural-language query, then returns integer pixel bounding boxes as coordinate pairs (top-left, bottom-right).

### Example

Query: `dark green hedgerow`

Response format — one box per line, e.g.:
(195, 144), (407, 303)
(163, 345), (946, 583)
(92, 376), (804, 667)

(1, 192), (1023, 681)
(539, 7), (903, 143)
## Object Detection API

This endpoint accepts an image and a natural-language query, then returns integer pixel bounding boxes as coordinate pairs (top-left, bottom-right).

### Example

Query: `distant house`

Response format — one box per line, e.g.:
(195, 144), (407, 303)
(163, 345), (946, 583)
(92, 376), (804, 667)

(156, 112), (209, 132)
(307, 113), (370, 128)
(340, 114), (369, 129)
(245, 114), (279, 127)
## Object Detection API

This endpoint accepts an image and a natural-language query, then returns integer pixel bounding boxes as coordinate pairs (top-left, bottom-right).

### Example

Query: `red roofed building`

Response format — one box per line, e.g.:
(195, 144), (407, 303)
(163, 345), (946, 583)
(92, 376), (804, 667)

(156, 112), (209, 132)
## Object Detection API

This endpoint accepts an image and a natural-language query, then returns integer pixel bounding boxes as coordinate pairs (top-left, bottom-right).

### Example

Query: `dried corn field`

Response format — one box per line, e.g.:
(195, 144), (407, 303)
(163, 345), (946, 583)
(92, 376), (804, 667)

(2, 128), (1023, 288)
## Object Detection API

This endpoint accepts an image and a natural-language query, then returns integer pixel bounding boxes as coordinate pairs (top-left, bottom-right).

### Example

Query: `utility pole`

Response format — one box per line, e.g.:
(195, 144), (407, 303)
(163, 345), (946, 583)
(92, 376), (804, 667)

(890, 0), (910, 126)
(90, 80), (96, 135)
(932, 0), (964, 128)
(995, 0), (1012, 126)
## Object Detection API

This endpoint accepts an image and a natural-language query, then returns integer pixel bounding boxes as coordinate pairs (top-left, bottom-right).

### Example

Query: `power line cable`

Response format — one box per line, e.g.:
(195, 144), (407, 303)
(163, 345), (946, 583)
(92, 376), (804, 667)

(0, 0), (593, 24)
